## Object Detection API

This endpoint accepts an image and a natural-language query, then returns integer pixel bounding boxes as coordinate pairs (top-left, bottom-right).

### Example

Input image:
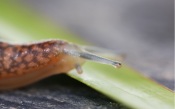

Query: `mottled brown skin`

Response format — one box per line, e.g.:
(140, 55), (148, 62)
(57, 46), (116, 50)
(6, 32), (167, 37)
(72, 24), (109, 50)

(0, 40), (85, 90)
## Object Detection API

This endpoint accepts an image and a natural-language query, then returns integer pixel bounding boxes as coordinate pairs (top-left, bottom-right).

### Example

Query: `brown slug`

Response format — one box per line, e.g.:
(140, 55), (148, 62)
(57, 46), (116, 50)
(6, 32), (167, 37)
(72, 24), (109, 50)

(0, 39), (121, 90)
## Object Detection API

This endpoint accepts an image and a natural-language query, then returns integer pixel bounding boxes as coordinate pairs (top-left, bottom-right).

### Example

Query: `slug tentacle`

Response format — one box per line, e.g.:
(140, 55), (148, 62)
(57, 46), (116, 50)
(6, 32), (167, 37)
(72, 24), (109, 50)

(62, 43), (122, 68)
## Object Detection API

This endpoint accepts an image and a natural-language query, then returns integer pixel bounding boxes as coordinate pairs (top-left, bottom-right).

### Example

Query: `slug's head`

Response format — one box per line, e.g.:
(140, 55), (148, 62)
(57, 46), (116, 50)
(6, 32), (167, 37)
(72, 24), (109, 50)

(61, 42), (122, 74)
(43, 40), (85, 74)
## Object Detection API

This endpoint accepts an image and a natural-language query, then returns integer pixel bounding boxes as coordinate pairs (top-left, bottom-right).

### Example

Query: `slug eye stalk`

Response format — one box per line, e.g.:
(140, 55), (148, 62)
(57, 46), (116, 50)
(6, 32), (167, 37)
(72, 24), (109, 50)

(63, 44), (122, 68)
(77, 51), (122, 68)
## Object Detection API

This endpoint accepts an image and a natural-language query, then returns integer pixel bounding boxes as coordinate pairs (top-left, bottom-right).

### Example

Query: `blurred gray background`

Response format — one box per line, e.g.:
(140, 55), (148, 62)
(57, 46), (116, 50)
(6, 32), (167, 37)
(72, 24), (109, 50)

(20, 0), (174, 89)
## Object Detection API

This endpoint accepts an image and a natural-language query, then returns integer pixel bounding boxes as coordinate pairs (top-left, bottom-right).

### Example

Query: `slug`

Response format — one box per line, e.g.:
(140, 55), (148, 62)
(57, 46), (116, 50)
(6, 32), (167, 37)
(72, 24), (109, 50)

(0, 39), (121, 90)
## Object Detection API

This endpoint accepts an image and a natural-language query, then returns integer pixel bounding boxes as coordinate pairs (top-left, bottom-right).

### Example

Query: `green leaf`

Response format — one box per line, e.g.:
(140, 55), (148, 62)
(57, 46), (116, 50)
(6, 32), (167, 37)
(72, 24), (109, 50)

(0, 2), (174, 109)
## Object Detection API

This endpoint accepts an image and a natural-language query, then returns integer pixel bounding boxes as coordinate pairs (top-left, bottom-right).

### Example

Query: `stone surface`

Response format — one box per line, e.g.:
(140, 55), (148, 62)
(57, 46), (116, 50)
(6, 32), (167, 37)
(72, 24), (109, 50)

(0, 75), (127, 109)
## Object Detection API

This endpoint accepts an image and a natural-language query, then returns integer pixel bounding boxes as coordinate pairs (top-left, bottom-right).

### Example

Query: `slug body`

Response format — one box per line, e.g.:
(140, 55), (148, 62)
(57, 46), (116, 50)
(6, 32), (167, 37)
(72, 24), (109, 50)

(0, 39), (122, 90)
(0, 40), (85, 90)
